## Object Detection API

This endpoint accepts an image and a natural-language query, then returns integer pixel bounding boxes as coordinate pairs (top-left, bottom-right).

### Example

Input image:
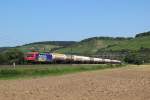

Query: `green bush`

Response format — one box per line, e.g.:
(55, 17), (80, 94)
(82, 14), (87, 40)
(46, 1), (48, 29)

(0, 49), (24, 64)
(0, 53), (7, 64)
(124, 52), (144, 65)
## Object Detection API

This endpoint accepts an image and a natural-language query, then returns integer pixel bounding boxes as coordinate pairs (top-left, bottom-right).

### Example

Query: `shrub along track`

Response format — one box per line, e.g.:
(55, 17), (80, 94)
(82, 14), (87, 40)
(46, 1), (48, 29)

(0, 65), (150, 100)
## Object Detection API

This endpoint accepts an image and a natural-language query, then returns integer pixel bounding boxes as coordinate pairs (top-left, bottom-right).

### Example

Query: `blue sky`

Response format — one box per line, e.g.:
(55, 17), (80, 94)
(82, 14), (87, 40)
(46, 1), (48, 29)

(0, 0), (150, 47)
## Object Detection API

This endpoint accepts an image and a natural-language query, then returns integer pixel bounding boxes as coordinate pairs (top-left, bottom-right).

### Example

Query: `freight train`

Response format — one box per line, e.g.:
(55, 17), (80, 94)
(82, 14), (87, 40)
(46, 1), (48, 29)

(24, 52), (121, 64)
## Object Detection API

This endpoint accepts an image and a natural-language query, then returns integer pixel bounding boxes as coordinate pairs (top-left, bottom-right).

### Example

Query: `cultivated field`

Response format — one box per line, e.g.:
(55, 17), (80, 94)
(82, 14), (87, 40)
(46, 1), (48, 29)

(0, 65), (150, 100)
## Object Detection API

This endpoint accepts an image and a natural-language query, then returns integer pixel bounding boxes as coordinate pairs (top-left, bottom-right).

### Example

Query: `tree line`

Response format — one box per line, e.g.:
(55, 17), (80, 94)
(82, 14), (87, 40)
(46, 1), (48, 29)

(135, 31), (150, 38)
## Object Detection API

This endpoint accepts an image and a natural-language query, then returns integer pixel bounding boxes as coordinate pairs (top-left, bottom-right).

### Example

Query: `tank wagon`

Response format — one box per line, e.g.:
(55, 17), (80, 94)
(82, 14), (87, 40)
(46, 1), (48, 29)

(24, 52), (121, 64)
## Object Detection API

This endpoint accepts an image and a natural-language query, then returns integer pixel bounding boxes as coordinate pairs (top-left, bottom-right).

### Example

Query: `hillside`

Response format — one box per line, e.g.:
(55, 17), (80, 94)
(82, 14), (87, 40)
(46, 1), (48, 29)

(0, 47), (12, 52)
(16, 41), (76, 52)
(0, 41), (76, 53)
(23, 41), (76, 46)
(1, 31), (150, 55)
(54, 37), (123, 54)
(103, 36), (150, 51)
(55, 32), (150, 55)
(55, 36), (150, 55)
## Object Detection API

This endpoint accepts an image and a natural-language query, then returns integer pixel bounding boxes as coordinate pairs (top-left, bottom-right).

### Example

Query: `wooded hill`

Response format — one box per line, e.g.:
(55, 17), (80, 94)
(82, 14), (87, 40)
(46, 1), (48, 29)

(1, 31), (150, 55)
(55, 31), (150, 55)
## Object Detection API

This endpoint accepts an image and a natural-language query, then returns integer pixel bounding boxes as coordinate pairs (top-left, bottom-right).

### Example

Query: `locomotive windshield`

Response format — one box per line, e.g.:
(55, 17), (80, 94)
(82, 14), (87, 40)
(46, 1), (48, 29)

(26, 54), (34, 57)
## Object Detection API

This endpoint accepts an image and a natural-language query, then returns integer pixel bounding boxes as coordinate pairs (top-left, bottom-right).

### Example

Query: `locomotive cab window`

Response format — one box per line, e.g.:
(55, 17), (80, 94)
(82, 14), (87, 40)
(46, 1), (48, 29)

(27, 54), (34, 57)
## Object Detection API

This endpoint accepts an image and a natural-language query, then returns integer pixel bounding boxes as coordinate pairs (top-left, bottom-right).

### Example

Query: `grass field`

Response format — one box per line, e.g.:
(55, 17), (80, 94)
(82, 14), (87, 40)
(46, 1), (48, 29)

(0, 64), (123, 79)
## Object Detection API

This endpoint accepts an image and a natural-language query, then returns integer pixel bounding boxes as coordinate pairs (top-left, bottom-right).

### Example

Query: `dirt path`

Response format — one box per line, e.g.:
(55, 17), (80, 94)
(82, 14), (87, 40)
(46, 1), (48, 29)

(0, 65), (150, 100)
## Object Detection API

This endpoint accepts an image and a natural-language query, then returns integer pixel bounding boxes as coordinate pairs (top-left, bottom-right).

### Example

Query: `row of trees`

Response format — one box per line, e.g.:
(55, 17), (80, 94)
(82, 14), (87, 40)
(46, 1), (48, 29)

(81, 36), (133, 42)
(124, 52), (144, 65)
(82, 31), (150, 43)
(135, 31), (150, 38)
